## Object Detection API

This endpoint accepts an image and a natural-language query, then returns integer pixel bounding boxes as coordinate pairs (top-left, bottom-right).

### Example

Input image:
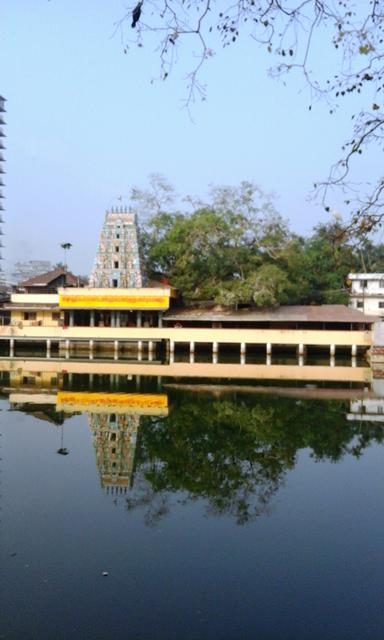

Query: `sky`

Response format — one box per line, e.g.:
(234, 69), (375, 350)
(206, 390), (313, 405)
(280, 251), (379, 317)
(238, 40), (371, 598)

(0, 1), (380, 276)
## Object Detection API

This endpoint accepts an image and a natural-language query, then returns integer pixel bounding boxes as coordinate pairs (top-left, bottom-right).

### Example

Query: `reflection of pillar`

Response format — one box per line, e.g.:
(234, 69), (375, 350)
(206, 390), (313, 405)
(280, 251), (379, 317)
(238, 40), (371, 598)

(212, 341), (218, 364)
(89, 412), (140, 493)
(170, 340), (175, 364)
(9, 338), (14, 357)
(266, 342), (272, 356)
(330, 344), (336, 357)
(158, 312), (163, 327)
(138, 341), (143, 362)
(46, 339), (51, 358)
(65, 339), (70, 359)
(240, 342), (246, 365)
(89, 339), (94, 360)
(90, 310), (95, 327)
(114, 340), (119, 360)
(136, 310), (142, 328)
(69, 311), (74, 327)
(148, 341), (154, 361)
(351, 344), (357, 357)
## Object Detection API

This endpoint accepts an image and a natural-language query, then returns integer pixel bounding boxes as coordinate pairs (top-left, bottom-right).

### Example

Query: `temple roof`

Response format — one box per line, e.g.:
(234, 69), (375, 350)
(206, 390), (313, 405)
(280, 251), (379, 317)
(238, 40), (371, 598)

(18, 267), (77, 287)
(164, 304), (378, 324)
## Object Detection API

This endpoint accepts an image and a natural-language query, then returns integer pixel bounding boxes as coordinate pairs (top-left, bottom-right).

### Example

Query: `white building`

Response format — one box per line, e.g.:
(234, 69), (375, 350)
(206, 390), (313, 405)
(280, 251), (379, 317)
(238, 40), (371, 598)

(348, 273), (384, 318)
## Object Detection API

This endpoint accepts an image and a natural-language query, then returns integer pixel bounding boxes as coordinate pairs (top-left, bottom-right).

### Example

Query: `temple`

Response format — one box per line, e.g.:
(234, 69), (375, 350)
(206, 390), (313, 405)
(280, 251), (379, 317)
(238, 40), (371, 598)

(89, 207), (143, 288)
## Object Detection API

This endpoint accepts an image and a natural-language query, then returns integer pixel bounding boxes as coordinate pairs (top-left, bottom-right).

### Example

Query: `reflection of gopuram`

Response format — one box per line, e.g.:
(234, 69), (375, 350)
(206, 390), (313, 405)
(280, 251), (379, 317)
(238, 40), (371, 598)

(89, 413), (139, 493)
(55, 391), (169, 496)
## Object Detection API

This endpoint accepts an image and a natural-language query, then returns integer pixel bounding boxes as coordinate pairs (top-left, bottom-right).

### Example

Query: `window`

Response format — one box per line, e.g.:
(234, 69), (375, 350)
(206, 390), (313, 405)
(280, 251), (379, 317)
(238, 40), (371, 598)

(361, 280), (368, 289)
(113, 279), (118, 288)
(115, 246), (119, 253)
(52, 312), (60, 321)
(24, 312), (37, 320)
(111, 447), (116, 454)
(116, 233), (120, 239)
(379, 302), (384, 309)
(380, 280), (384, 288)
(357, 301), (363, 308)
(114, 261), (119, 269)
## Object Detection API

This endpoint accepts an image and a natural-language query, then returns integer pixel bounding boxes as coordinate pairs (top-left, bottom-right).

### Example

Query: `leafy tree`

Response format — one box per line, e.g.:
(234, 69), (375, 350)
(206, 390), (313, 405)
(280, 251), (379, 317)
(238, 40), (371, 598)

(125, 391), (384, 525)
(142, 181), (290, 303)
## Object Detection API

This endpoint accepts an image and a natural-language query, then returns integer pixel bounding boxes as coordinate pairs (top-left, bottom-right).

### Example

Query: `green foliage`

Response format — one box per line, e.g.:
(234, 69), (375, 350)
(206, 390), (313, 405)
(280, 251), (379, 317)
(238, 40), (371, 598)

(127, 392), (384, 525)
(139, 179), (373, 306)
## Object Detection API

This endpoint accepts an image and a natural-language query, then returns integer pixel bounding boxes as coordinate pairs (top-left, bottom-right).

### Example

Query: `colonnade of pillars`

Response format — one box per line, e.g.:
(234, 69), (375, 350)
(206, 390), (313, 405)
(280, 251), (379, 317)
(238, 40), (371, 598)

(167, 340), (360, 365)
(6, 338), (360, 365)
(6, 338), (156, 361)
(67, 310), (163, 328)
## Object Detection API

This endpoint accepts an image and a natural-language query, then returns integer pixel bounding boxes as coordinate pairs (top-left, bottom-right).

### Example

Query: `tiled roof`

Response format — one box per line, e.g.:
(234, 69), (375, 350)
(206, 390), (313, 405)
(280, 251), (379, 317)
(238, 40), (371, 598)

(164, 304), (378, 323)
(18, 267), (77, 287)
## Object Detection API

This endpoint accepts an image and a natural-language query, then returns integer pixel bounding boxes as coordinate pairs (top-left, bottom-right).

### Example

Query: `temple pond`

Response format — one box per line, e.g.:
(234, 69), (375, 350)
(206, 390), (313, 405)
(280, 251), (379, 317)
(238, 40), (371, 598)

(2, 366), (384, 640)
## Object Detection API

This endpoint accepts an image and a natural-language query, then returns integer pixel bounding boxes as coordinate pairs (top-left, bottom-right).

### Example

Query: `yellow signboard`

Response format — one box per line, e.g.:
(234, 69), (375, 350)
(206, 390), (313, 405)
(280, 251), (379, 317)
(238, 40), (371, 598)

(57, 391), (168, 411)
(59, 294), (169, 310)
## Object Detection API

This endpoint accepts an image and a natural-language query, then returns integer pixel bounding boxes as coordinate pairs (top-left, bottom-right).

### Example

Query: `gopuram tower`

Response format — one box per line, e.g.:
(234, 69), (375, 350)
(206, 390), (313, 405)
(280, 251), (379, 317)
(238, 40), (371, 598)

(89, 207), (143, 288)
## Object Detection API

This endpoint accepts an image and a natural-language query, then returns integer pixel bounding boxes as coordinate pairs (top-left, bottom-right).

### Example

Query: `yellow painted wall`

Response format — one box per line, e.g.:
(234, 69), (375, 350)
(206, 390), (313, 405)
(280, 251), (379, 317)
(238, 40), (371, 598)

(58, 287), (172, 310)
(0, 324), (373, 346)
(11, 309), (62, 328)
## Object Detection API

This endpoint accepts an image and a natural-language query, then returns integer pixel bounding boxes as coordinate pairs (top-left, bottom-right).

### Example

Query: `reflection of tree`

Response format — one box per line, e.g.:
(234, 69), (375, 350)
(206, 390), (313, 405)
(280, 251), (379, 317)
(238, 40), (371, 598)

(126, 393), (384, 526)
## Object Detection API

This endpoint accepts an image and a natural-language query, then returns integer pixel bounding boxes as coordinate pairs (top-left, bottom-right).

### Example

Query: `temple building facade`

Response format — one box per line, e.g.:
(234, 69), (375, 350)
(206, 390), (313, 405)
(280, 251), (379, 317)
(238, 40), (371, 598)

(89, 208), (143, 289)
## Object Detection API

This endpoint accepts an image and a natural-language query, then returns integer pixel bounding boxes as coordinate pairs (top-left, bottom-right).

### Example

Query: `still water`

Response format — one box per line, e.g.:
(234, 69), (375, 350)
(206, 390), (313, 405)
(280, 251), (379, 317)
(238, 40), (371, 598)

(2, 359), (384, 639)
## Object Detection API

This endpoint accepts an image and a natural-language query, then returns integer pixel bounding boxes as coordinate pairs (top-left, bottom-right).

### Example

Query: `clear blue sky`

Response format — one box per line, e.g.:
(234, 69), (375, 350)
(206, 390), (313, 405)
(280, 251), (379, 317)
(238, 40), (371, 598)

(1, 1), (379, 276)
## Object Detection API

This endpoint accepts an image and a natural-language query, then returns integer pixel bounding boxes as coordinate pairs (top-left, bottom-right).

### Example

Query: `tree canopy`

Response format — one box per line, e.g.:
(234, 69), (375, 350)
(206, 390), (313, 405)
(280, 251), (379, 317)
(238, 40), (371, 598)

(139, 177), (378, 305)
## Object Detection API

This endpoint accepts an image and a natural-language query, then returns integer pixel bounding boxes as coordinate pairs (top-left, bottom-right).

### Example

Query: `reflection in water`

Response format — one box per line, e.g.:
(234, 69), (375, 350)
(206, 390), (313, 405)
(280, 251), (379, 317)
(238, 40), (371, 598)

(89, 413), (139, 493)
(5, 365), (384, 526)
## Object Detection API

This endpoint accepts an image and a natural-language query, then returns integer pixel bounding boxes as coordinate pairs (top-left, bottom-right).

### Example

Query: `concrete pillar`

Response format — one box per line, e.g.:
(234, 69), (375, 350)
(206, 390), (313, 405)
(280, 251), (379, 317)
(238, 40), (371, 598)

(136, 310), (142, 328)
(351, 356), (357, 368)
(111, 311), (115, 328)
(9, 338), (14, 357)
(158, 312), (163, 327)
(89, 373), (94, 388)
(212, 342), (219, 364)
(69, 311), (74, 327)
(330, 355), (335, 368)
(266, 343), (272, 356)
(138, 340), (143, 362)
(148, 341), (154, 362)
(298, 355), (304, 367)
(298, 343), (305, 356)
(170, 340), (175, 354)
(135, 375), (141, 390)
(351, 344), (357, 357)
(114, 340), (119, 360)
(116, 311), (120, 328)
(266, 353), (272, 366)
(330, 344), (336, 357)
(240, 342), (246, 365)
(90, 310), (95, 327)
(89, 339), (94, 360)
(65, 339), (70, 359)
(68, 373), (73, 386)
(46, 338), (51, 358)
